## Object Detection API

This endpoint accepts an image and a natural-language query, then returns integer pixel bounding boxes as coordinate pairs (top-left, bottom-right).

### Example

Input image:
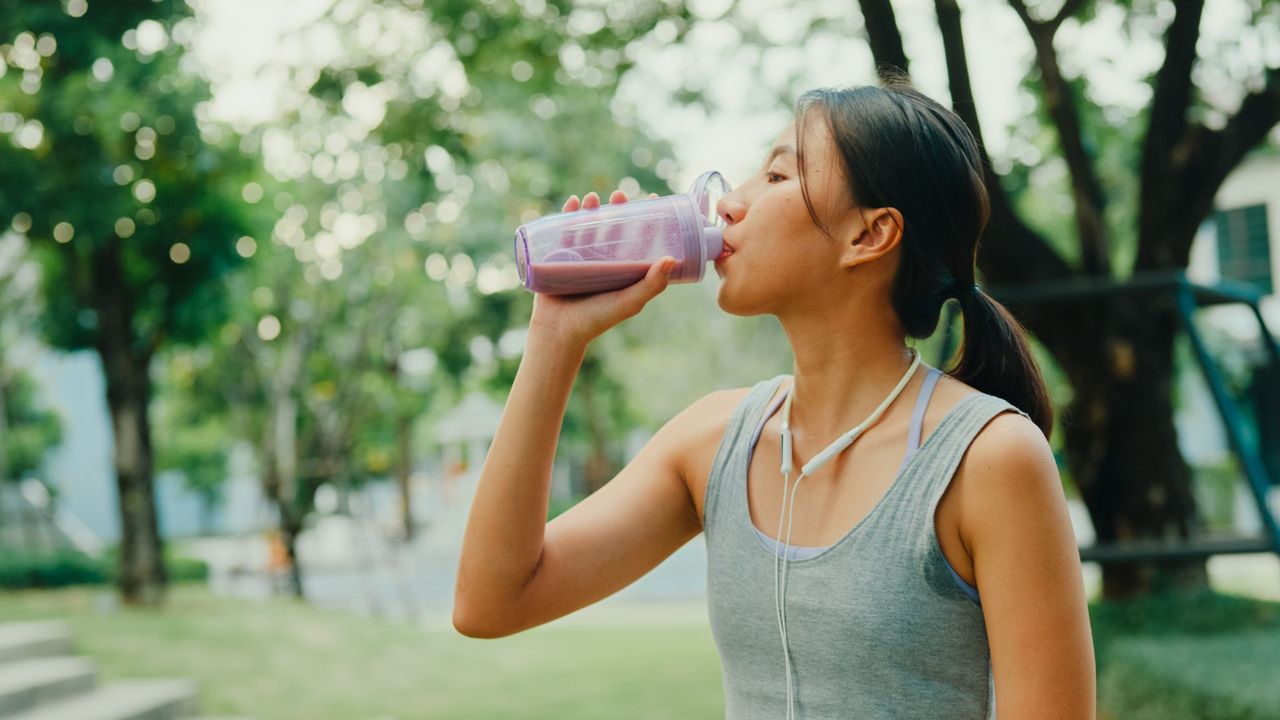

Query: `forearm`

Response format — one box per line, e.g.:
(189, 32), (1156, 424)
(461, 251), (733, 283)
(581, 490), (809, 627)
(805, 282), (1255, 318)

(453, 328), (586, 626)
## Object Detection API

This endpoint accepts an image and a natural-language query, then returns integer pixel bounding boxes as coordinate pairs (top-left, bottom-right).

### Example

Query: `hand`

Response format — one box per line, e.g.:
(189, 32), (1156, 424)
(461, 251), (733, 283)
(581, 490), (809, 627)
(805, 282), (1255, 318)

(529, 189), (670, 349)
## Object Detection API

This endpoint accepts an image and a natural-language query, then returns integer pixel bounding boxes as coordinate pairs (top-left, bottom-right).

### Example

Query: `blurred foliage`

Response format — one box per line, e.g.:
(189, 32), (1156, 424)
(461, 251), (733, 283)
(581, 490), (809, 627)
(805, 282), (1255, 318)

(0, 548), (106, 588)
(1089, 589), (1280, 659)
(0, 232), (61, 484)
(1, 373), (62, 482)
(0, 0), (252, 354)
(153, 351), (230, 519)
(150, 0), (710, 515)
(1090, 590), (1280, 719)
(0, 547), (208, 589)
(1100, 631), (1280, 719)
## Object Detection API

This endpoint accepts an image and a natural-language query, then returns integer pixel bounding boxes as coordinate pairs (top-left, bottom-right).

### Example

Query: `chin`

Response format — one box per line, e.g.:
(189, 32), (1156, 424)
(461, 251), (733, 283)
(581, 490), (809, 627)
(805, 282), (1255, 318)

(715, 283), (765, 318)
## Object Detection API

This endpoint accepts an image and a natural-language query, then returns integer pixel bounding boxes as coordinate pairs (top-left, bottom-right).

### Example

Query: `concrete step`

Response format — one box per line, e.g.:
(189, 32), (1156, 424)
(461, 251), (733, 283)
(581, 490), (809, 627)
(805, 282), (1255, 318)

(0, 623), (73, 666)
(5, 679), (197, 720)
(0, 656), (96, 715)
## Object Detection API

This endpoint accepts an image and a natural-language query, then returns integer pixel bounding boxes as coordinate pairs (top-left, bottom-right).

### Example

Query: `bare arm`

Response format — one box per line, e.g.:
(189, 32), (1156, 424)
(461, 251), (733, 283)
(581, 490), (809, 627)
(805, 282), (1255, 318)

(451, 329), (587, 636)
(452, 189), (689, 638)
(964, 413), (1096, 717)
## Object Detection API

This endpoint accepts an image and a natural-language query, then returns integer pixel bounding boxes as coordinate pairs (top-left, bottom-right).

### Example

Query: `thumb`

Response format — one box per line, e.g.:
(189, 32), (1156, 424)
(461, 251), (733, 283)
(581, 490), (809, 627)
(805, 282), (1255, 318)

(616, 256), (677, 316)
(640, 255), (677, 294)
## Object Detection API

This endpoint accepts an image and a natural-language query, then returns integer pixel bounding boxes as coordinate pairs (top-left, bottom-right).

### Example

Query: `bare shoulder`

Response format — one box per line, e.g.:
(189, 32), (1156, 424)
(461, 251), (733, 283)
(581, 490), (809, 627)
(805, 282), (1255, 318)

(966, 405), (1056, 482)
(660, 384), (763, 527)
(953, 398), (1063, 547)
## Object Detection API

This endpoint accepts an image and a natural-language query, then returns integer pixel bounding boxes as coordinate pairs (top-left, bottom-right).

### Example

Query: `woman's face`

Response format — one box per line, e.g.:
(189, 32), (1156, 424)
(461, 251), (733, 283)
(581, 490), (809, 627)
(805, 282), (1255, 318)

(713, 118), (858, 316)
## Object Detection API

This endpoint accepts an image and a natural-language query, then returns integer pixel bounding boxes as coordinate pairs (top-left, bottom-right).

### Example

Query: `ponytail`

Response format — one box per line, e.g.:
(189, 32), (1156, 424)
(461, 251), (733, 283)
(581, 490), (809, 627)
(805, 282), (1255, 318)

(951, 287), (1054, 439)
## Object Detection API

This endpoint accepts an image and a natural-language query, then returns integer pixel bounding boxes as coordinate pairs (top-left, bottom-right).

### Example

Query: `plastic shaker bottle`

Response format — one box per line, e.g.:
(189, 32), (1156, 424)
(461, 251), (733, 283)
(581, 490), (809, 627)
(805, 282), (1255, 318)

(514, 170), (731, 295)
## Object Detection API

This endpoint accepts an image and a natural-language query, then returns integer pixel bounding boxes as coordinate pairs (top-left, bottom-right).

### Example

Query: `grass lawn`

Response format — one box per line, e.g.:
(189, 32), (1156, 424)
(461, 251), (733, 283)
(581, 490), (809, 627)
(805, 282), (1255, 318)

(6, 584), (1280, 719)
(0, 586), (725, 720)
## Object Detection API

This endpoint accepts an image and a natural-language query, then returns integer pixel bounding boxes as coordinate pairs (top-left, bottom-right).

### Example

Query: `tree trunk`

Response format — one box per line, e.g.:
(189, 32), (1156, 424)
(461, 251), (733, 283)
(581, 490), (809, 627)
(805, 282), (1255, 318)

(396, 411), (414, 542)
(102, 347), (167, 606)
(262, 393), (306, 600)
(85, 233), (165, 605)
(280, 517), (305, 599)
(1054, 295), (1209, 599)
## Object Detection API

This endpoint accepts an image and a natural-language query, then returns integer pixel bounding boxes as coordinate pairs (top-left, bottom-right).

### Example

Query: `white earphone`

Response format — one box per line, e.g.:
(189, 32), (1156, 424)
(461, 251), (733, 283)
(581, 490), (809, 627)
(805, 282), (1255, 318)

(773, 347), (923, 720)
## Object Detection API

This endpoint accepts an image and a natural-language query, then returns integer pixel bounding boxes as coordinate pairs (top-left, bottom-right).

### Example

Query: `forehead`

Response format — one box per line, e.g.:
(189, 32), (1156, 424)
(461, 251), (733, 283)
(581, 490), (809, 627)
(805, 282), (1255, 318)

(768, 118), (833, 161)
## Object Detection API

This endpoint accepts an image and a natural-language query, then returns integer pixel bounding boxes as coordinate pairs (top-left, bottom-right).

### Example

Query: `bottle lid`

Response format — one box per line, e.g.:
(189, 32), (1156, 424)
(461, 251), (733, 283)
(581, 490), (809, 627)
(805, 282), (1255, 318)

(688, 170), (731, 262)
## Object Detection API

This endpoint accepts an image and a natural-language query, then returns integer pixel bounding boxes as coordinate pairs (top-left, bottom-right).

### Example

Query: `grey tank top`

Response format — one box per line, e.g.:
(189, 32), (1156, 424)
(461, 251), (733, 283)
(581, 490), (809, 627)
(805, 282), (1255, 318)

(703, 373), (1030, 719)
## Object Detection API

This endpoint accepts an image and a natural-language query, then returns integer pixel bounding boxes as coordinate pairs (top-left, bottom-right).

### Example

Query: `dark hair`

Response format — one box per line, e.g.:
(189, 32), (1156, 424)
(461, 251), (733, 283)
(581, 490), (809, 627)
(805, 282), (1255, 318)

(795, 79), (1054, 439)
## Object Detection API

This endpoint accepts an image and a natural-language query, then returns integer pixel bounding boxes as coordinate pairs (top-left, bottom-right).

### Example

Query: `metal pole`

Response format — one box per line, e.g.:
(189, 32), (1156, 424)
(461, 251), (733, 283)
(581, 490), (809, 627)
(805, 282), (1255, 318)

(1174, 278), (1280, 555)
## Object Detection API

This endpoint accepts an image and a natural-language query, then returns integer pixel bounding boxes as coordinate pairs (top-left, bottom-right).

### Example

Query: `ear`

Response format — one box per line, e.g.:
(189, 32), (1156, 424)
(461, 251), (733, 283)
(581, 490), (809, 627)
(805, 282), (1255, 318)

(838, 207), (903, 269)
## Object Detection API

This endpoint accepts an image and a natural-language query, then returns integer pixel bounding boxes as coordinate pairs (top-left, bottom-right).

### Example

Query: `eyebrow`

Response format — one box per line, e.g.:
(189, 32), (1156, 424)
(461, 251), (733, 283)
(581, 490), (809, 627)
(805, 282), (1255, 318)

(764, 144), (796, 165)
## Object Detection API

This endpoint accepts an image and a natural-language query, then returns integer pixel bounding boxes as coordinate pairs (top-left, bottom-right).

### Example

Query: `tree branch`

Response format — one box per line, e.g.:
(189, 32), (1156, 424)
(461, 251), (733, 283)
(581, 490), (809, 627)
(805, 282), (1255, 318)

(1208, 67), (1280, 189)
(1007, 0), (1110, 276)
(931, 0), (1076, 286)
(1138, 66), (1280, 270)
(1048, 0), (1088, 33)
(1139, 0), (1206, 251)
(856, 0), (911, 78)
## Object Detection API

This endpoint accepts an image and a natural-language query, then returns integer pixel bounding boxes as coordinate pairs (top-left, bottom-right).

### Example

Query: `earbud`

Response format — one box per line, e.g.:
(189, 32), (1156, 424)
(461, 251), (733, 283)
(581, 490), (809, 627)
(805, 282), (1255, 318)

(780, 394), (793, 475)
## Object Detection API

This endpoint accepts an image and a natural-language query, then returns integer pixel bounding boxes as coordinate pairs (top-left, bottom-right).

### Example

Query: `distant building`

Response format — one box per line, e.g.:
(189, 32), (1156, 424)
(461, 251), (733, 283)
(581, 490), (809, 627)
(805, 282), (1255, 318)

(1189, 150), (1280, 322)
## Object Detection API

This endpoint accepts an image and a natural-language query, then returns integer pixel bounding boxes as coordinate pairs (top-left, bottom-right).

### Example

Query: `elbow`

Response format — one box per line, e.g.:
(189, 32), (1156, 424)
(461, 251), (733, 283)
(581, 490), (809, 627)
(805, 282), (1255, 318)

(451, 611), (503, 639)
(451, 600), (515, 639)
(453, 555), (542, 638)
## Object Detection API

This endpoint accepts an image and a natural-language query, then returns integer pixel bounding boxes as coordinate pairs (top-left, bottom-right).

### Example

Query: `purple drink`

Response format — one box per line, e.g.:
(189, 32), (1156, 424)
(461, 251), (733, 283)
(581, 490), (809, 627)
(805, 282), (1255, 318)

(514, 171), (730, 295)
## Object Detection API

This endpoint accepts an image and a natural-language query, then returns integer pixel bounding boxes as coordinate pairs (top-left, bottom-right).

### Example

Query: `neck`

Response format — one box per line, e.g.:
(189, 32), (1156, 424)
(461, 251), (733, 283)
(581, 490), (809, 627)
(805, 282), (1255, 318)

(778, 303), (921, 444)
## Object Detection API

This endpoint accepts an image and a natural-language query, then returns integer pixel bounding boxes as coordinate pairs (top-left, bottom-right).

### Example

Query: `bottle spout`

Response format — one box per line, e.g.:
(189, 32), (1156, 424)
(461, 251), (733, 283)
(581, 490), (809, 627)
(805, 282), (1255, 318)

(702, 225), (725, 262)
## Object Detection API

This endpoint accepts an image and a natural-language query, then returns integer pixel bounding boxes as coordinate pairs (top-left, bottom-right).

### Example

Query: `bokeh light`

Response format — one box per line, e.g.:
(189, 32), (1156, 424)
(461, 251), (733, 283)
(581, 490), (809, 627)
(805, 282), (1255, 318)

(256, 314), (281, 341)
(235, 236), (257, 257)
(52, 222), (74, 243)
(133, 179), (157, 203)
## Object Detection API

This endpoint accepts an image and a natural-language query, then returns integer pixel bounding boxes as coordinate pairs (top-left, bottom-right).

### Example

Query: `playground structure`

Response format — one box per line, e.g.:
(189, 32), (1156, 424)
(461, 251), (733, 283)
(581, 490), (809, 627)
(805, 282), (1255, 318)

(938, 269), (1280, 565)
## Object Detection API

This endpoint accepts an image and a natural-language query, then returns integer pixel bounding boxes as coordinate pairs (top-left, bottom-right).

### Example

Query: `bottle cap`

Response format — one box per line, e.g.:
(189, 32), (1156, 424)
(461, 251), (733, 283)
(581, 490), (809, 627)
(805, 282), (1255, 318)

(688, 170), (731, 262)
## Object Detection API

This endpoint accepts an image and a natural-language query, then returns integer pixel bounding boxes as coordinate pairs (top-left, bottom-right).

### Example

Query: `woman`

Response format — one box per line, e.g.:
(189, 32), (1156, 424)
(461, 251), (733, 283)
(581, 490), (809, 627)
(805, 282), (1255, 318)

(453, 80), (1096, 719)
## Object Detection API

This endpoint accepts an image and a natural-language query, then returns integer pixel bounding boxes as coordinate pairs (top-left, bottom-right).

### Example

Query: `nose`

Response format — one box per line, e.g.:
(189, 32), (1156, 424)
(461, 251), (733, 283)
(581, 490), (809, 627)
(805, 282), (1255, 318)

(716, 188), (746, 226)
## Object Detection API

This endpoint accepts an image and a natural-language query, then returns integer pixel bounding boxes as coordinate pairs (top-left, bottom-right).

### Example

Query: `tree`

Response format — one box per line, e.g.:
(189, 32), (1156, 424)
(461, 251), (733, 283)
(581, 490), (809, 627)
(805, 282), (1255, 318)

(204, 0), (695, 539)
(853, 0), (1279, 597)
(153, 349), (231, 535)
(0, 1), (250, 605)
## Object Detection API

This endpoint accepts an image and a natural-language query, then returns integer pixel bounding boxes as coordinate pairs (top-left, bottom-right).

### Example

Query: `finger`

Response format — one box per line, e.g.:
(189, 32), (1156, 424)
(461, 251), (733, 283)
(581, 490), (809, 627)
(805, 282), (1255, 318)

(647, 193), (658, 199)
(562, 194), (580, 213)
(614, 256), (676, 318)
(582, 191), (601, 209)
(608, 189), (629, 204)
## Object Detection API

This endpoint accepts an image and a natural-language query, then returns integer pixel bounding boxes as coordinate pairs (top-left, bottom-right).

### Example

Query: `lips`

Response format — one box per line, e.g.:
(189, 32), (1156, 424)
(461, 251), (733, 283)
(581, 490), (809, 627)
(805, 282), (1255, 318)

(716, 240), (736, 262)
